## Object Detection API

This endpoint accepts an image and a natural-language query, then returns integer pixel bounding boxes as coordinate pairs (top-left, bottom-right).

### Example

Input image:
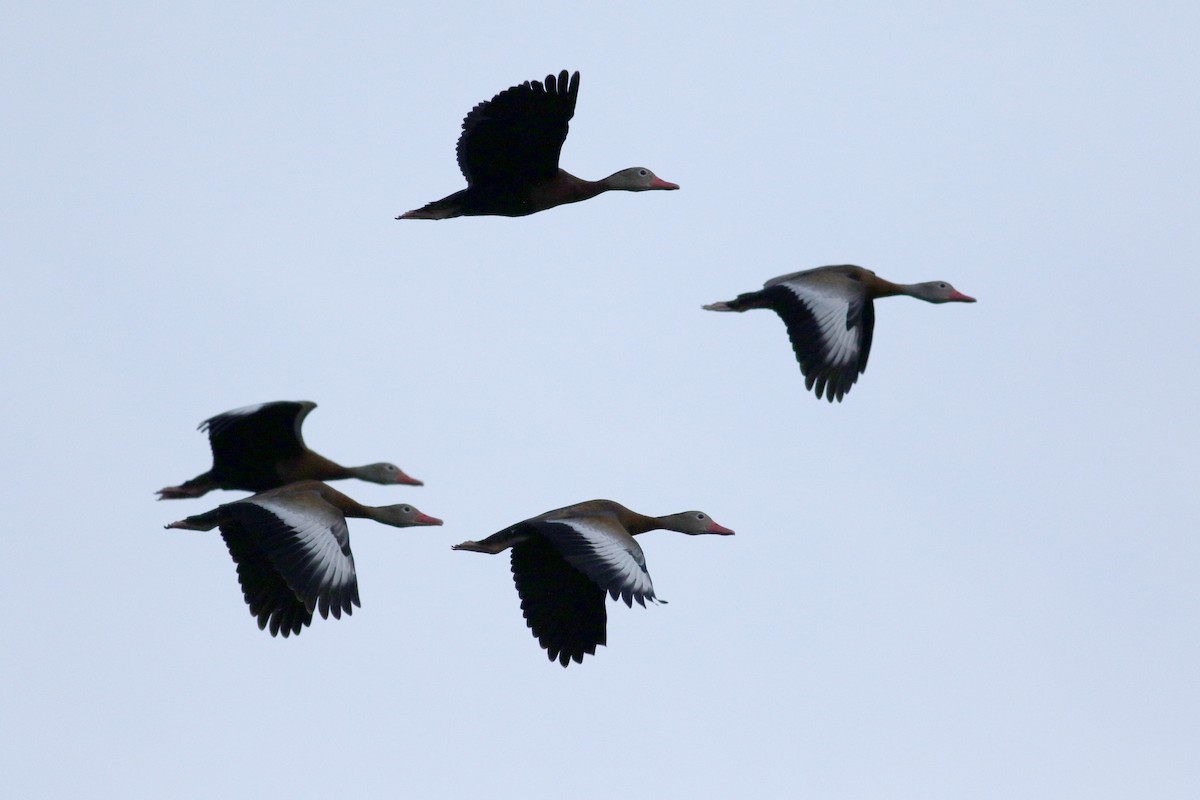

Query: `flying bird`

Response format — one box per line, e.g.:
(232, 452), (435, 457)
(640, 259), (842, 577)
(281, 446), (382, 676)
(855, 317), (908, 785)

(704, 265), (976, 401)
(166, 480), (443, 637)
(453, 499), (733, 666)
(397, 70), (678, 219)
(157, 400), (423, 499)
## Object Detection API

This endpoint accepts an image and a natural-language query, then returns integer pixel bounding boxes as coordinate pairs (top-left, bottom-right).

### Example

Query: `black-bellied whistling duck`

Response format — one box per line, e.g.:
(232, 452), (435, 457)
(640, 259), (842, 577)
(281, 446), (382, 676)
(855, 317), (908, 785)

(397, 70), (679, 220)
(157, 401), (422, 500)
(453, 499), (733, 666)
(704, 265), (976, 402)
(165, 480), (442, 637)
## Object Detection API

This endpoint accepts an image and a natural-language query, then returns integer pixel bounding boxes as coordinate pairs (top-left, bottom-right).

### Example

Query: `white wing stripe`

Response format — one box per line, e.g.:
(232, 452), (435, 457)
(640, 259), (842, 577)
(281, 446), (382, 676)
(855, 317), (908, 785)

(557, 519), (656, 602)
(251, 498), (355, 596)
(783, 282), (860, 366)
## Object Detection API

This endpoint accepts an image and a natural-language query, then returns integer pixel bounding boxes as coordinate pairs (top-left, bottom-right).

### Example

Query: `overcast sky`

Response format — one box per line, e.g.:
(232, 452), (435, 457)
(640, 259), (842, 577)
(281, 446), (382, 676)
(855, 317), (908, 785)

(4, 2), (1198, 798)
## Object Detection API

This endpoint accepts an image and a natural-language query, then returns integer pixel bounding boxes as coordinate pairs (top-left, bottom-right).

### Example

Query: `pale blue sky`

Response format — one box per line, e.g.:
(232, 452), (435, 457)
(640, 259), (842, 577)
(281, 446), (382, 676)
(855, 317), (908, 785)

(3, 2), (1198, 798)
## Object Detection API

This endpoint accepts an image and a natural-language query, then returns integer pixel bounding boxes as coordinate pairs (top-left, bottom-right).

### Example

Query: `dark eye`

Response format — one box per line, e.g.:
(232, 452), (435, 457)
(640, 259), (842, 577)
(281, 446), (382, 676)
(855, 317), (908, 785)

(939, 283), (947, 288)
(402, 506), (412, 513)
(697, 513), (706, 520)
(639, 169), (647, 176)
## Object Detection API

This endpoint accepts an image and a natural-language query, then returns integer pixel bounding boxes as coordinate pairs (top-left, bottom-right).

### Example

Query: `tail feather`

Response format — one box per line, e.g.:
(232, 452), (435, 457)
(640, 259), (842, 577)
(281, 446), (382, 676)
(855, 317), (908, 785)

(156, 473), (215, 500)
(164, 508), (225, 531)
(157, 485), (203, 500)
(451, 540), (492, 554)
(702, 290), (770, 313)
(396, 192), (466, 220)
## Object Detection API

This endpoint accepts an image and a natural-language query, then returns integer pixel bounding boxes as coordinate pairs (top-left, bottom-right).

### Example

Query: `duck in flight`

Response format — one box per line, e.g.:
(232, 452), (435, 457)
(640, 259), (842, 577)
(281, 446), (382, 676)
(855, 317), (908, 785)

(453, 499), (733, 666)
(397, 70), (678, 219)
(157, 401), (422, 499)
(166, 480), (443, 637)
(704, 265), (976, 402)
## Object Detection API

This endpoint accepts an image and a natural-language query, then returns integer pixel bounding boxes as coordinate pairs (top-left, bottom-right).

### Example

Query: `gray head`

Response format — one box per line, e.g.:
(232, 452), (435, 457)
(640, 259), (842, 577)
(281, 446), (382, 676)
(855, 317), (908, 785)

(605, 167), (680, 191)
(658, 510), (735, 536)
(910, 281), (977, 304)
(351, 462), (424, 486)
(370, 503), (443, 528)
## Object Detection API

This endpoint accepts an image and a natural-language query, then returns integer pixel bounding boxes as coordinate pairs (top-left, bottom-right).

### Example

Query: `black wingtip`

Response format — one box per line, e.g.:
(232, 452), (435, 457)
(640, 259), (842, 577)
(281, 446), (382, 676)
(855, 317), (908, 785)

(545, 70), (579, 99)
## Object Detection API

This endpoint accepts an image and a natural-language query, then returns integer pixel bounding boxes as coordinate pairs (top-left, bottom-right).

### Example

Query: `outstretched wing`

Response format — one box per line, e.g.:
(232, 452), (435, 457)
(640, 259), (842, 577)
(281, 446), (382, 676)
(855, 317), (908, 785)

(202, 401), (315, 485)
(217, 493), (360, 637)
(510, 532), (607, 667)
(530, 517), (659, 608)
(759, 281), (874, 402)
(456, 70), (579, 188)
(244, 494), (360, 621)
(219, 516), (313, 637)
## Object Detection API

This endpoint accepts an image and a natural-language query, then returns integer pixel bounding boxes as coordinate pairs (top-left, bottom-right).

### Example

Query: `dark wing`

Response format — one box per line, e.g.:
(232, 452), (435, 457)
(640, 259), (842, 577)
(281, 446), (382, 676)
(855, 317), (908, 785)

(456, 70), (579, 188)
(246, 494), (360, 621)
(529, 518), (658, 608)
(202, 401), (314, 488)
(221, 496), (360, 637)
(510, 528), (607, 667)
(218, 507), (313, 637)
(760, 283), (874, 403)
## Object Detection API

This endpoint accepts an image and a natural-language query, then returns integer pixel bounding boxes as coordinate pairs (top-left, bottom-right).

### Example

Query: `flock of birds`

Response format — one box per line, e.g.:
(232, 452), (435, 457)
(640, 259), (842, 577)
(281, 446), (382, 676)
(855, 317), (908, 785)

(162, 70), (975, 666)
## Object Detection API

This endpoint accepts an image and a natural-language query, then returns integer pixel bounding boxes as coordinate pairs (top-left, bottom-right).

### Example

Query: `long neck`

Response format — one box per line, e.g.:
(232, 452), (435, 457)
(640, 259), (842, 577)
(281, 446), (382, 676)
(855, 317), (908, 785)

(313, 482), (373, 519)
(863, 274), (912, 299)
(619, 510), (668, 536)
(281, 451), (351, 482)
(358, 504), (399, 523)
(535, 169), (608, 207)
(343, 464), (387, 481)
